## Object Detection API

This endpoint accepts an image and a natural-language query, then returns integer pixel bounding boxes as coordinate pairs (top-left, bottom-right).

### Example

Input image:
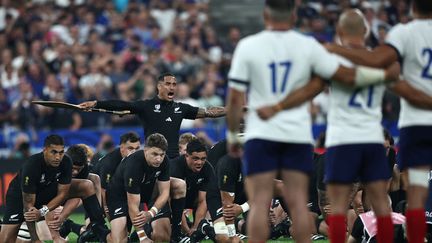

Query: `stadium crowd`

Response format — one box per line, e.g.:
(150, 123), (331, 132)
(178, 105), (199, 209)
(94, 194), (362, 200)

(0, 0), (408, 141)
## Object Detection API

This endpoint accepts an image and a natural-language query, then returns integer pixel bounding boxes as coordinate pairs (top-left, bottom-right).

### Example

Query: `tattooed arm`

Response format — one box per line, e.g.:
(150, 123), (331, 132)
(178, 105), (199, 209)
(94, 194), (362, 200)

(196, 107), (226, 118)
(22, 192), (40, 242)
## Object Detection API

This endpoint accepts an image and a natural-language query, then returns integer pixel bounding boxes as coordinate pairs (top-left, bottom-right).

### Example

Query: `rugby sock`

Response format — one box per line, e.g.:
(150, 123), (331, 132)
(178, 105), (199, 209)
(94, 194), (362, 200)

(70, 222), (84, 235)
(328, 214), (346, 243)
(83, 194), (105, 224)
(406, 208), (426, 243)
(171, 197), (186, 237)
(377, 215), (393, 243)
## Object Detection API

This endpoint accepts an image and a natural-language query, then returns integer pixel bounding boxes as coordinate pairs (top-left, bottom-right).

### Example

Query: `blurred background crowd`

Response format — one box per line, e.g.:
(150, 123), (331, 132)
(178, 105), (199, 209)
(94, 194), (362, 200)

(0, 0), (409, 156)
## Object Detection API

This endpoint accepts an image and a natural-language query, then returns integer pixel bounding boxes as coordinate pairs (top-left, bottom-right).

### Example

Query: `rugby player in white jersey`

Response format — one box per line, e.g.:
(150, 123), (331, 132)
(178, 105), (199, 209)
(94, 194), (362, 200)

(226, 1), (399, 243)
(256, 9), (397, 243)
(326, 1), (432, 243)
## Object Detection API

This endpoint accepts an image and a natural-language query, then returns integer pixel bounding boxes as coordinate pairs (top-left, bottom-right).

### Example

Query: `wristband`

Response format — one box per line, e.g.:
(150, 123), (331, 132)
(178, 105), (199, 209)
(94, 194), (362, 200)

(354, 66), (385, 87)
(137, 229), (147, 241)
(39, 205), (50, 217)
(240, 202), (250, 213)
(148, 210), (155, 218)
(226, 130), (241, 144)
(227, 224), (236, 237)
(150, 206), (159, 215)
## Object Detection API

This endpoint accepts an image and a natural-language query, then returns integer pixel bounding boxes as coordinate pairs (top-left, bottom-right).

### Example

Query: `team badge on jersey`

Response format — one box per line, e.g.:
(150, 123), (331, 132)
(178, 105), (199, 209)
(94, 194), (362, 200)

(24, 176), (29, 186)
(128, 178), (133, 187)
(174, 107), (182, 114)
(154, 104), (161, 112)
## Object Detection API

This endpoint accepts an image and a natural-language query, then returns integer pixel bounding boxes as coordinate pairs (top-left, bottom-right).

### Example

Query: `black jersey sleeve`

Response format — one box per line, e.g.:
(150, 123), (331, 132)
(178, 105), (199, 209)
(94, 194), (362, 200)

(21, 157), (41, 193)
(169, 156), (185, 179)
(96, 100), (146, 114)
(157, 157), (170, 181)
(200, 162), (216, 192)
(123, 158), (143, 194)
(75, 163), (90, 179)
(216, 155), (239, 193)
(58, 156), (72, 185)
(99, 156), (119, 189)
(181, 103), (199, 120)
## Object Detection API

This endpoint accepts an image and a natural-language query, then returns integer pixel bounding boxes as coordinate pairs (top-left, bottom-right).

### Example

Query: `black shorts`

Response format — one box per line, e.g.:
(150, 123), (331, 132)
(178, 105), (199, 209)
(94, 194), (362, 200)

(2, 183), (58, 225)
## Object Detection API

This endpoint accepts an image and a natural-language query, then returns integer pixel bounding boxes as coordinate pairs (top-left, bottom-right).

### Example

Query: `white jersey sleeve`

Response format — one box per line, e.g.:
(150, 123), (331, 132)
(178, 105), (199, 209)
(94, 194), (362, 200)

(228, 39), (250, 92)
(310, 39), (340, 80)
(386, 20), (432, 127)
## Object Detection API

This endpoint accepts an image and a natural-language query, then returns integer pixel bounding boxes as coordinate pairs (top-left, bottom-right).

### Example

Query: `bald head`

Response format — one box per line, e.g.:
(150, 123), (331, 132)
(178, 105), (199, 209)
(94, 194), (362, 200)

(337, 9), (368, 38)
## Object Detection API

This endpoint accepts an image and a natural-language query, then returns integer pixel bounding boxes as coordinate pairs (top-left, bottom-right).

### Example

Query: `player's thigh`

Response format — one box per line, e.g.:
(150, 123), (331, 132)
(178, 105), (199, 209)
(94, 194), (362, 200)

(151, 217), (171, 242)
(280, 169), (309, 206)
(36, 220), (52, 241)
(0, 223), (21, 243)
(244, 170), (277, 203)
(109, 216), (129, 243)
(68, 179), (95, 198)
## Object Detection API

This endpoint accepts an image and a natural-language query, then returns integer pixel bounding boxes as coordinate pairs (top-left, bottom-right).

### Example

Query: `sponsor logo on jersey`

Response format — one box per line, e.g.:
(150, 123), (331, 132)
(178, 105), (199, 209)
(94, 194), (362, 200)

(154, 104), (161, 112)
(165, 117), (172, 122)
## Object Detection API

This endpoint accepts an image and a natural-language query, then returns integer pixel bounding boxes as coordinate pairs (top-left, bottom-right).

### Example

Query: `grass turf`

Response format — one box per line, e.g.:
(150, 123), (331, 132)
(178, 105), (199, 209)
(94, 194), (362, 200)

(0, 213), (328, 242)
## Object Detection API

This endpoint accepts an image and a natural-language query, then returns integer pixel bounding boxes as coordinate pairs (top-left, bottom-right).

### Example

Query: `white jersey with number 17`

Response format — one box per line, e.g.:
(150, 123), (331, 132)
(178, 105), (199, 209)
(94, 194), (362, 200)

(228, 30), (339, 144)
(386, 19), (432, 128)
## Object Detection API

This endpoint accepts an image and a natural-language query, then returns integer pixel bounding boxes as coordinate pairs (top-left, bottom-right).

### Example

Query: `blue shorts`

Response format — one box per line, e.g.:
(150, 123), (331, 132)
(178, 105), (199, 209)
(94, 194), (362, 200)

(325, 143), (390, 183)
(398, 126), (432, 170)
(243, 139), (313, 176)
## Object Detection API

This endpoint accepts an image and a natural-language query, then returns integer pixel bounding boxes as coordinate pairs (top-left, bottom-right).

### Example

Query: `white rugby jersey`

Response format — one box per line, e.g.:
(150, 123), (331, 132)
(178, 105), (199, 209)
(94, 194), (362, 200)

(386, 19), (432, 128)
(228, 30), (339, 144)
(325, 55), (386, 147)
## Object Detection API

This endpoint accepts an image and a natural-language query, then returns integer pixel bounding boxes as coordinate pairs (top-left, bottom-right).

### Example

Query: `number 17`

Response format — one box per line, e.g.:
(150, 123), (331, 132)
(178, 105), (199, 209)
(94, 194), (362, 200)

(269, 61), (292, 93)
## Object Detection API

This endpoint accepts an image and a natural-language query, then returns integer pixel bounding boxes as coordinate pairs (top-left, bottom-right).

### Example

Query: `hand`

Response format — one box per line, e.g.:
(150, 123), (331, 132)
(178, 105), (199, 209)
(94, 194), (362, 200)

(187, 228), (196, 236)
(257, 105), (279, 120)
(323, 205), (332, 215)
(223, 204), (243, 221)
(323, 43), (337, 52)
(24, 207), (42, 222)
(231, 235), (244, 243)
(78, 101), (97, 111)
(385, 62), (401, 83)
(141, 237), (154, 243)
(132, 211), (152, 228)
(47, 214), (64, 231)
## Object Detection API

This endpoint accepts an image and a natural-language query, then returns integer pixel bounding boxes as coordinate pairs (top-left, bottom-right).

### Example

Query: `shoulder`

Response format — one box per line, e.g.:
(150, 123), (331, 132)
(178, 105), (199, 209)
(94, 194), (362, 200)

(24, 153), (42, 169)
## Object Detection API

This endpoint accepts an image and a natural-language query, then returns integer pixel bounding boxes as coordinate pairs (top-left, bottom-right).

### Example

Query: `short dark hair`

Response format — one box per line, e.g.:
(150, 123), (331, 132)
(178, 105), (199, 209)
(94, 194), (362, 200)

(120, 132), (140, 145)
(157, 73), (175, 82)
(145, 133), (168, 151)
(186, 139), (207, 155)
(66, 145), (87, 166)
(265, 0), (295, 21)
(44, 134), (64, 147)
(413, 0), (432, 15)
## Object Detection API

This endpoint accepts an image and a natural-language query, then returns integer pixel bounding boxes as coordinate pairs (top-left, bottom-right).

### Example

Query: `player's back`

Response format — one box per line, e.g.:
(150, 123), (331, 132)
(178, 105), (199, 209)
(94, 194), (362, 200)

(230, 30), (338, 144)
(326, 55), (386, 147)
(386, 19), (432, 127)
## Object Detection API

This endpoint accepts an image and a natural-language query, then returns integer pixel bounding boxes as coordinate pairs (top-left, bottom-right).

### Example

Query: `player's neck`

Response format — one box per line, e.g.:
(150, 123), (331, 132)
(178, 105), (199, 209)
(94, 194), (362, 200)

(341, 38), (365, 49)
(266, 21), (292, 31)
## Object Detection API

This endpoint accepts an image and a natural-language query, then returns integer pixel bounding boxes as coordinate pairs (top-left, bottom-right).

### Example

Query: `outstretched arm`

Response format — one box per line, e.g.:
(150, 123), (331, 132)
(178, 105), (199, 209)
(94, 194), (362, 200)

(326, 44), (398, 68)
(257, 76), (326, 120)
(196, 106), (226, 118)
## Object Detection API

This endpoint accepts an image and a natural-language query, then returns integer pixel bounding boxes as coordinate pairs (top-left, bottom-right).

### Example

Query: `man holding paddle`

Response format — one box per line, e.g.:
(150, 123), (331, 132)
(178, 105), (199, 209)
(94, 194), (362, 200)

(79, 72), (226, 160)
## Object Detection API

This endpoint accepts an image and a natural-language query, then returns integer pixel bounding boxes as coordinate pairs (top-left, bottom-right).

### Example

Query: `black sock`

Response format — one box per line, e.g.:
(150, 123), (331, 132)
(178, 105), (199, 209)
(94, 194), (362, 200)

(171, 197), (186, 237)
(70, 222), (84, 236)
(83, 194), (105, 225)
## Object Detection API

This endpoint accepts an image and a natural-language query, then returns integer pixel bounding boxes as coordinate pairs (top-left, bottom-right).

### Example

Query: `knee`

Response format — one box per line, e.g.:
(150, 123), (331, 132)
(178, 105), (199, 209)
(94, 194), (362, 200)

(151, 230), (170, 242)
(170, 178), (186, 198)
(82, 179), (96, 195)
(88, 174), (101, 188)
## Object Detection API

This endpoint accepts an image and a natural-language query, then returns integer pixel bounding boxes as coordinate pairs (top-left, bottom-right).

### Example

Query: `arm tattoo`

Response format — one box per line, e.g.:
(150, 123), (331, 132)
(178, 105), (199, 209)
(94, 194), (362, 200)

(22, 193), (39, 241)
(197, 107), (226, 118)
